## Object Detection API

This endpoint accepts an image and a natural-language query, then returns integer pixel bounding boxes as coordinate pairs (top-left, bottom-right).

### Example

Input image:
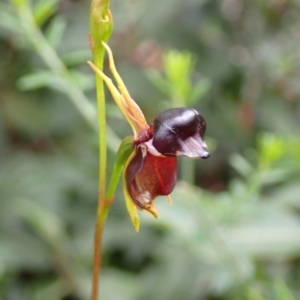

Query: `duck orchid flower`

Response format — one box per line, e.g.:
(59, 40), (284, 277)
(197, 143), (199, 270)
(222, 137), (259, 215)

(88, 42), (209, 230)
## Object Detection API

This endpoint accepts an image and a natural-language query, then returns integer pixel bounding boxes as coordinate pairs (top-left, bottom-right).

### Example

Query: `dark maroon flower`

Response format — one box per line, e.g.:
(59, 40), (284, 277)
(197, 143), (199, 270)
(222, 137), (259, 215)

(125, 108), (209, 217)
(147, 108), (209, 159)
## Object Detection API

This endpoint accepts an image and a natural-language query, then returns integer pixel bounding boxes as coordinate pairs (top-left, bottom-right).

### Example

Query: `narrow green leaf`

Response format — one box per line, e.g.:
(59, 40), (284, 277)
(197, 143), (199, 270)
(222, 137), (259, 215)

(45, 16), (67, 49)
(17, 198), (64, 242)
(258, 169), (293, 186)
(69, 70), (95, 91)
(106, 136), (134, 200)
(146, 69), (171, 95)
(163, 50), (195, 85)
(188, 78), (211, 105)
(229, 154), (254, 178)
(0, 7), (21, 34)
(61, 50), (92, 66)
(105, 136), (140, 231)
(17, 70), (63, 91)
(33, 0), (59, 26)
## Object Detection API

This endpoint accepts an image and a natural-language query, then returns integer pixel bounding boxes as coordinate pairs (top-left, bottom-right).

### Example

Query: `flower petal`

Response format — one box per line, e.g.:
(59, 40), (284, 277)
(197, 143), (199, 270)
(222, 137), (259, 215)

(125, 147), (177, 217)
(151, 108), (210, 158)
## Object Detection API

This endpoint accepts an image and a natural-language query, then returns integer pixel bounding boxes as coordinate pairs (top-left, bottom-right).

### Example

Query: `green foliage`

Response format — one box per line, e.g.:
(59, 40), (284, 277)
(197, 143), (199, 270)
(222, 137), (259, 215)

(1, 0), (300, 299)
(147, 50), (211, 107)
(33, 0), (60, 26)
(45, 16), (67, 49)
(274, 278), (295, 300)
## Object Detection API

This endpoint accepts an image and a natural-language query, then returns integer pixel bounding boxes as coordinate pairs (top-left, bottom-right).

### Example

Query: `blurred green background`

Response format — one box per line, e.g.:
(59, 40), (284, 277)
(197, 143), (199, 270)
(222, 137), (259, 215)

(1, 0), (300, 299)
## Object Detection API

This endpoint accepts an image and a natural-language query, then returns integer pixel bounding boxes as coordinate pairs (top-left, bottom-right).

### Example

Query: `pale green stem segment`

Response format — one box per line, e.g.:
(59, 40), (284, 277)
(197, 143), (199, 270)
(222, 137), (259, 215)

(90, 2), (113, 208)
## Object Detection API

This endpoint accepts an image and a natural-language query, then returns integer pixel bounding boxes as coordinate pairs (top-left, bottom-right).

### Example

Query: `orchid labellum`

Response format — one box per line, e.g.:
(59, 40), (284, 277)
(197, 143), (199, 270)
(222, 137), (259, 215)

(88, 42), (209, 230)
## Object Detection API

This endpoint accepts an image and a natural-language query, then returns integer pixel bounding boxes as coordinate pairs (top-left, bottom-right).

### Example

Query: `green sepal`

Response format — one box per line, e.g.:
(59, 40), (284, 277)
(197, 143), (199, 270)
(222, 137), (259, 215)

(106, 136), (134, 200)
(105, 136), (140, 231)
(122, 148), (140, 232)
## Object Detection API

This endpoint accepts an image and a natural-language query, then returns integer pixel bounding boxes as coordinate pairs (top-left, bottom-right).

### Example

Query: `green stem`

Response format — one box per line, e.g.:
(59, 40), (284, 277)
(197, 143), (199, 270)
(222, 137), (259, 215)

(91, 137), (134, 292)
(91, 47), (106, 300)
(89, 2), (112, 300)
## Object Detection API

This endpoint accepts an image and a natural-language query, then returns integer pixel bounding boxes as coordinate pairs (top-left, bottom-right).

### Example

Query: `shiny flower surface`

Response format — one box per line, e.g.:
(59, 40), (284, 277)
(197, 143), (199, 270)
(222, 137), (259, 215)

(126, 107), (209, 217)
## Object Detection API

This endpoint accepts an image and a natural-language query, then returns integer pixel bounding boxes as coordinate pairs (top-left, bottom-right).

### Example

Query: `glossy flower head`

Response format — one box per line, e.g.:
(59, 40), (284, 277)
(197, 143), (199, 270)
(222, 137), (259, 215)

(147, 108), (209, 158)
(88, 43), (209, 230)
(125, 107), (209, 218)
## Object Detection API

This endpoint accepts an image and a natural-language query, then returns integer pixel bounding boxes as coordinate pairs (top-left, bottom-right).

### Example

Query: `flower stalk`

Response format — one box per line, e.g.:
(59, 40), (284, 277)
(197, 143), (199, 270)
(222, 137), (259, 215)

(89, 1), (113, 299)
